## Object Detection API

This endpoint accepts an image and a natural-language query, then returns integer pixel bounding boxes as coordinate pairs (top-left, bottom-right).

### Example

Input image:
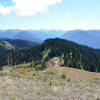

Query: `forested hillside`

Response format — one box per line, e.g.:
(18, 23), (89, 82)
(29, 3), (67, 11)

(1, 38), (100, 72)
(0, 38), (36, 48)
(0, 38), (36, 66)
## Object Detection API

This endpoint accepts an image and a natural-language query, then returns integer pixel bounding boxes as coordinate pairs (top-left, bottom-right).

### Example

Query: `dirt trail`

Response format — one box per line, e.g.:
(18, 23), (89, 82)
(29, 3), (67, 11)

(50, 66), (100, 80)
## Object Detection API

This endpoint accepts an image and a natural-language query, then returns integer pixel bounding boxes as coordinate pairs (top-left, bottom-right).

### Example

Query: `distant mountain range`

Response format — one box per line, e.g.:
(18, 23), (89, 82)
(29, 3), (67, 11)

(0, 30), (65, 42)
(62, 30), (100, 49)
(0, 29), (100, 48)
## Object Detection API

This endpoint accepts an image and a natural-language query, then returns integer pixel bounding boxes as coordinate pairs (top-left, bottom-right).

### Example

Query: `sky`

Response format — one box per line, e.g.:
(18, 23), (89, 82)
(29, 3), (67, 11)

(0, 0), (100, 30)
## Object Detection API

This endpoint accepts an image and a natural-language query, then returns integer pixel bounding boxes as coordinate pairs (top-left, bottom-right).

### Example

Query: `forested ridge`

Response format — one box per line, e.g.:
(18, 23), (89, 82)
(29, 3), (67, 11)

(0, 38), (36, 48)
(1, 38), (100, 72)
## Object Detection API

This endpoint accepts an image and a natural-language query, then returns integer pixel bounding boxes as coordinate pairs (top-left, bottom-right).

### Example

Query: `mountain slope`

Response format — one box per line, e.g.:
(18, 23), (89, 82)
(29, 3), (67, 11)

(62, 30), (100, 48)
(4, 38), (100, 72)
(0, 30), (66, 42)
(0, 38), (36, 48)
(51, 66), (100, 80)
(14, 31), (42, 42)
(1, 29), (100, 49)
(0, 38), (36, 66)
(1, 67), (100, 100)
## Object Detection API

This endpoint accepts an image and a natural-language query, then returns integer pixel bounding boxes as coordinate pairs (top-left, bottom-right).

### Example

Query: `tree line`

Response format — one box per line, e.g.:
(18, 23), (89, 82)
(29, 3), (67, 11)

(1, 38), (100, 72)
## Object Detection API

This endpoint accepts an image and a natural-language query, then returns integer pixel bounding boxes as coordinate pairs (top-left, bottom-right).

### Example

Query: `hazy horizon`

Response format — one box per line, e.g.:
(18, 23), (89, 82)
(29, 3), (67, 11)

(0, 29), (100, 31)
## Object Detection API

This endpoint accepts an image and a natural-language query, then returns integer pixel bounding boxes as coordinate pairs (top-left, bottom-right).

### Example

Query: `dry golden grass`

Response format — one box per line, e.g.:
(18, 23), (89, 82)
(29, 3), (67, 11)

(49, 66), (100, 80)
(1, 66), (100, 100)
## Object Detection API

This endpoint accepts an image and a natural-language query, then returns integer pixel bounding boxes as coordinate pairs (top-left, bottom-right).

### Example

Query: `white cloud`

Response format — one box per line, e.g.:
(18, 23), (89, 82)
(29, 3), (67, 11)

(0, 5), (12, 15)
(0, 0), (63, 16)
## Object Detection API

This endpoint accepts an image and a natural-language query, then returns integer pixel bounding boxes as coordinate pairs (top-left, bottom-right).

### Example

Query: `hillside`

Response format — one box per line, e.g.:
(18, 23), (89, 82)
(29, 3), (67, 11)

(50, 66), (100, 80)
(0, 38), (36, 66)
(1, 65), (100, 100)
(1, 38), (100, 100)
(1, 38), (100, 73)
(0, 38), (36, 49)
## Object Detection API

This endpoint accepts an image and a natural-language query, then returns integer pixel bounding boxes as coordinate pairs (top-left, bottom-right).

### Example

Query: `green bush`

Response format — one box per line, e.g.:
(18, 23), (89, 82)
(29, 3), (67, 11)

(34, 62), (47, 71)
(59, 73), (67, 79)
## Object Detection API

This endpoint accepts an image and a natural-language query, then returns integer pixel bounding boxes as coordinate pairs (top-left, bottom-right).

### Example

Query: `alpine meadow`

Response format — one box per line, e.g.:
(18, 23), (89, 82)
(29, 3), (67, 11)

(0, 0), (100, 100)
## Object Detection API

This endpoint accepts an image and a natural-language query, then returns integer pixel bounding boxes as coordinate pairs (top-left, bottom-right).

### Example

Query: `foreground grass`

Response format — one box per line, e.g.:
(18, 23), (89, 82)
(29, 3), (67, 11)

(0, 69), (100, 100)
